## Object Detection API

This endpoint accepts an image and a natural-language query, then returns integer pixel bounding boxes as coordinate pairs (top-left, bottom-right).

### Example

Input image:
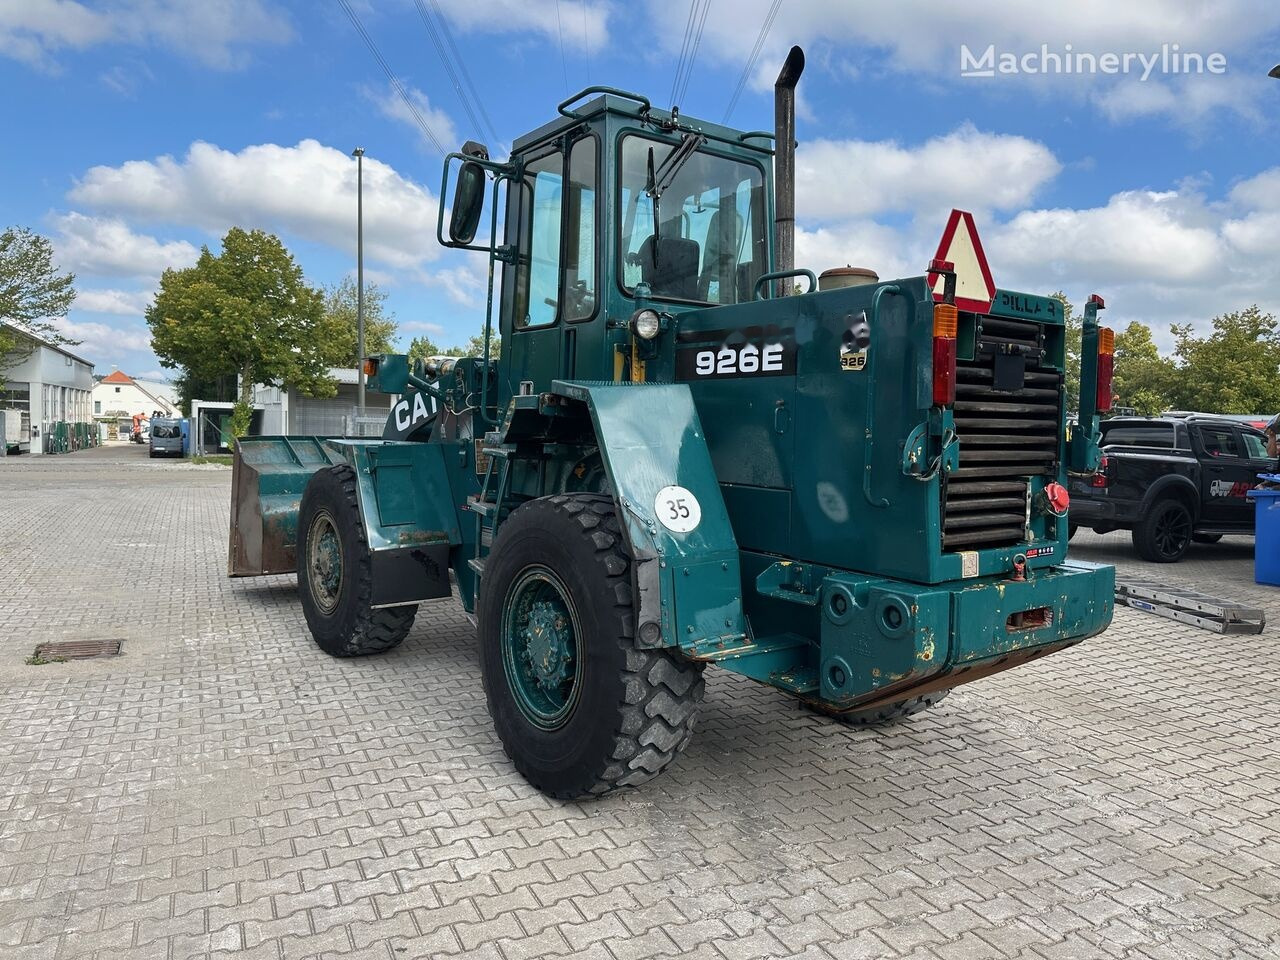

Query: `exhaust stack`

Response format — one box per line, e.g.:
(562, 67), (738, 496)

(774, 45), (805, 295)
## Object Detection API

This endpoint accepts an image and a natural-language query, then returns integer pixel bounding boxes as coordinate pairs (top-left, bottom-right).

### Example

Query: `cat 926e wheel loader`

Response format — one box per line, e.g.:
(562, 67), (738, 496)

(229, 47), (1115, 798)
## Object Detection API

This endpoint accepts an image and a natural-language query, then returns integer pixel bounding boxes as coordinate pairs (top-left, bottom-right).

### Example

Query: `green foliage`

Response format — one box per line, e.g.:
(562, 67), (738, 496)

(316, 277), (398, 367)
(228, 400), (253, 444)
(1112, 321), (1176, 415)
(407, 326), (501, 365)
(147, 228), (332, 409)
(0, 226), (78, 373)
(1168, 306), (1280, 414)
(1051, 292), (1080, 404)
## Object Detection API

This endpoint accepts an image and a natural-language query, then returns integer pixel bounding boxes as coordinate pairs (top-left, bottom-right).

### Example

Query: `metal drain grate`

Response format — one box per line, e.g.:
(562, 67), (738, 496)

(32, 639), (123, 661)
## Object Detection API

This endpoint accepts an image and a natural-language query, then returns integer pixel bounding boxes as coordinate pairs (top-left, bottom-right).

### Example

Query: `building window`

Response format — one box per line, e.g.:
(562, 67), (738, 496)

(114, 386), (121, 393)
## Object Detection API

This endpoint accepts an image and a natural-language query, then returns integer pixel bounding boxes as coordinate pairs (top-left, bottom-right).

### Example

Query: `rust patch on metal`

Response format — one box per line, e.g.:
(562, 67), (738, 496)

(397, 529), (448, 545)
(33, 640), (122, 660)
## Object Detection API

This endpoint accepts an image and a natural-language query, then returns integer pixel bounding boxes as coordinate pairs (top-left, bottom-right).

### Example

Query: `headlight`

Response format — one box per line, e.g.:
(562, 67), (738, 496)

(631, 308), (661, 340)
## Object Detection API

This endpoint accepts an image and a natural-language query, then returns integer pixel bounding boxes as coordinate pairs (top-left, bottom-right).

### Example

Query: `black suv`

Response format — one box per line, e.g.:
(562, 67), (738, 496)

(1069, 415), (1272, 562)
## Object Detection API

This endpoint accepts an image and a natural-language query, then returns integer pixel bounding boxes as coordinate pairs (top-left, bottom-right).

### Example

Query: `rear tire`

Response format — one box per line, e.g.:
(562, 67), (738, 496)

(297, 464), (417, 657)
(1133, 498), (1193, 563)
(479, 493), (705, 799)
(1068, 523), (1079, 540)
(809, 689), (950, 727)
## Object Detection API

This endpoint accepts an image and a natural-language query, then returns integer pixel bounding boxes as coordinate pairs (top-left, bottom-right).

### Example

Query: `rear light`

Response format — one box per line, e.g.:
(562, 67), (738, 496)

(1089, 454), (1110, 488)
(1096, 326), (1115, 413)
(362, 357), (379, 377)
(932, 302), (958, 406)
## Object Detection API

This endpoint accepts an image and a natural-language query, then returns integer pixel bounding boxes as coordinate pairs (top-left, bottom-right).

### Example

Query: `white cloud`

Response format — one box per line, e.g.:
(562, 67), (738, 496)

(366, 82), (460, 153)
(52, 213), (199, 279)
(69, 139), (443, 272)
(647, 0), (1280, 122)
(75, 288), (155, 316)
(795, 125), (1060, 223)
(434, 0), (608, 52)
(0, 0), (292, 70)
(49, 316), (151, 357)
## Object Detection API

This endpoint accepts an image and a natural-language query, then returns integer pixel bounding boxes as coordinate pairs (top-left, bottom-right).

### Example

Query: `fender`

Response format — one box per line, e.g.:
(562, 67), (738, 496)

(1140, 472), (1200, 519)
(326, 438), (461, 608)
(527, 380), (746, 653)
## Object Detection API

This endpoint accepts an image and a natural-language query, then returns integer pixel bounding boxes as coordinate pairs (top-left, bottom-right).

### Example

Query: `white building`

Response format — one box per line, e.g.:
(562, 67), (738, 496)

(250, 367), (393, 436)
(93, 370), (179, 419)
(1, 323), (95, 455)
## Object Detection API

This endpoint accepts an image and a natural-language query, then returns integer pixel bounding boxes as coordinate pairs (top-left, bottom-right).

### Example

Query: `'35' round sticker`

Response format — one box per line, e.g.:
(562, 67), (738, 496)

(654, 485), (701, 533)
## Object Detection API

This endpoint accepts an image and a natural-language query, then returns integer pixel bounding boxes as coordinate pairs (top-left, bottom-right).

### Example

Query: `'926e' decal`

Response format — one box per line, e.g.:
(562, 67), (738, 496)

(675, 335), (796, 381)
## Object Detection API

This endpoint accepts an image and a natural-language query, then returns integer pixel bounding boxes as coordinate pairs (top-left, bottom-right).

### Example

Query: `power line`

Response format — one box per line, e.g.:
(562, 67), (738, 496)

(427, 0), (502, 145)
(668, 1), (699, 108)
(581, 0), (592, 82)
(722, 0), (783, 123)
(412, 0), (485, 146)
(554, 0), (570, 95)
(336, 0), (447, 155)
(674, 0), (711, 107)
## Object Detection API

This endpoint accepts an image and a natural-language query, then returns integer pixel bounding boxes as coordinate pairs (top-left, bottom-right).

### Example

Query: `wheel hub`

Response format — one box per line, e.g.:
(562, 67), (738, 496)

(500, 567), (582, 729)
(521, 601), (572, 692)
(307, 512), (343, 613)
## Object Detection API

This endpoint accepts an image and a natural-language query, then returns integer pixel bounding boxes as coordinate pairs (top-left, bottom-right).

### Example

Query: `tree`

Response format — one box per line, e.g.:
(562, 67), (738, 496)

(315, 277), (397, 367)
(1168, 306), (1280, 414)
(0, 226), (78, 372)
(147, 228), (330, 440)
(406, 325), (500, 365)
(1051, 292), (1081, 406)
(1111, 321), (1175, 415)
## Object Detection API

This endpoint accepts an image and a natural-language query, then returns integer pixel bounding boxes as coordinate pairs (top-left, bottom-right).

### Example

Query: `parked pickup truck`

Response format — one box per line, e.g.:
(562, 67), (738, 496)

(1069, 415), (1274, 562)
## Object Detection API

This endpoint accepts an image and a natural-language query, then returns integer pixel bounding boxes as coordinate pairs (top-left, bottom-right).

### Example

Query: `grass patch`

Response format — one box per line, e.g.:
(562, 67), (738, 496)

(190, 455), (233, 466)
(25, 653), (67, 666)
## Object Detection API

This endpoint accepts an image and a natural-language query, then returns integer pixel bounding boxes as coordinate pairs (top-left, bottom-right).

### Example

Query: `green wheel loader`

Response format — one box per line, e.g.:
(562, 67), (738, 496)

(229, 47), (1115, 799)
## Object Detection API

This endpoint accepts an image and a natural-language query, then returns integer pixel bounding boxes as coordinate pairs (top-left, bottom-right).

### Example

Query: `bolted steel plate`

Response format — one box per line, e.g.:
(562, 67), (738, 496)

(33, 640), (123, 661)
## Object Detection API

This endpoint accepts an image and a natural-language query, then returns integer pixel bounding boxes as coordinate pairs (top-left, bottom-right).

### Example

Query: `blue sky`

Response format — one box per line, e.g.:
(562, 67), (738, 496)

(5, 0), (1280, 380)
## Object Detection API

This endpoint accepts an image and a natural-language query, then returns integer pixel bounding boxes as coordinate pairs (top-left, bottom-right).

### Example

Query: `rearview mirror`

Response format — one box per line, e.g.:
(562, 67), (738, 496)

(449, 159), (486, 245)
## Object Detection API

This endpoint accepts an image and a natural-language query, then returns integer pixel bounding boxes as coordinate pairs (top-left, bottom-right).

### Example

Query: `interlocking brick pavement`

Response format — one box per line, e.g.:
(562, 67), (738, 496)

(1, 443), (1278, 960)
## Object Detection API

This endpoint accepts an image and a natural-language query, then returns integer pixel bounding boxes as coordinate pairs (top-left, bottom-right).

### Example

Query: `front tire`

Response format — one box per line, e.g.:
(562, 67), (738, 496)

(297, 464), (417, 656)
(1133, 498), (1193, 563)
(479, 494), (705, 799)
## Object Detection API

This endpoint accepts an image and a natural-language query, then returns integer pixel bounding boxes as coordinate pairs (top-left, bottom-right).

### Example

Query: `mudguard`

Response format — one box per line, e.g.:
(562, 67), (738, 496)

(548, 380), (745, 651)
(327, 439), (461, 608)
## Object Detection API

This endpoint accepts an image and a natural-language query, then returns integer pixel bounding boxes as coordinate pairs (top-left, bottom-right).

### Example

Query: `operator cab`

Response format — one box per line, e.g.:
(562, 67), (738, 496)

(438, 90), (777, 399)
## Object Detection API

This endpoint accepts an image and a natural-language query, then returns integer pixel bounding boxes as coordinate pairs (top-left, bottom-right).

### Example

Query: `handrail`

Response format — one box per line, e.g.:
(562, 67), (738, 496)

(863, 284), (903, 508)
(558, 86), (651, 118)
(754, 267), (817, 300)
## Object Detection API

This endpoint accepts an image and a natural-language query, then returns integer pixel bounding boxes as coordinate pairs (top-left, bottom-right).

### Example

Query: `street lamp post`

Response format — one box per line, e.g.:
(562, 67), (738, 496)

(352, 146), (366, 411)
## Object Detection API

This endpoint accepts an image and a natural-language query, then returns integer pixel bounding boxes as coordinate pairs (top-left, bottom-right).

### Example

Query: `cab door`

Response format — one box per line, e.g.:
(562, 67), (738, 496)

(1194, 423), (1255, 522)
(500, 134), (599, 396)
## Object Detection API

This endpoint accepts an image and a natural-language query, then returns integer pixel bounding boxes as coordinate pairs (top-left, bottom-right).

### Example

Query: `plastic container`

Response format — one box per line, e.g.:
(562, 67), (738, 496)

(1247, 488), (1280, 585)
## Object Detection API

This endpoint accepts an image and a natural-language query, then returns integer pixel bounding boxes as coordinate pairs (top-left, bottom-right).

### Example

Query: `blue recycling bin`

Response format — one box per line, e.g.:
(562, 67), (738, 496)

(1247, 487), (1280, 585)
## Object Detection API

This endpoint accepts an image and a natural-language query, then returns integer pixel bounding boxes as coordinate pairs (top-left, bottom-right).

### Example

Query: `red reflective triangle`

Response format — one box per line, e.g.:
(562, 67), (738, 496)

(928, 209), (997, 314)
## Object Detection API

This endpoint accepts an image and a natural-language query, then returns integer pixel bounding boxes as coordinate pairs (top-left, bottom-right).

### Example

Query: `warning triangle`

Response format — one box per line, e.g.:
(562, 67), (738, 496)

(928, 209), (997, 314)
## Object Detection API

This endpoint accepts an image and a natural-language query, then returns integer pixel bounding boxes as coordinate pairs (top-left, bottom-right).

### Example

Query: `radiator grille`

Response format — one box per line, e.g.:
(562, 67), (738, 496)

(943, 316), (1063, 551)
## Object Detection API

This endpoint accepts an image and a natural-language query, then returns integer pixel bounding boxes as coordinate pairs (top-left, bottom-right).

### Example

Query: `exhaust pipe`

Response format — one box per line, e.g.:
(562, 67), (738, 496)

(774, 45), (805, 296)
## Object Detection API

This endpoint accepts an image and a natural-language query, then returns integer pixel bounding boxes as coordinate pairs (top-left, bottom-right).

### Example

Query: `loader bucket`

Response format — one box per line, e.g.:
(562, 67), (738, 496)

(228, 437), (345, 577)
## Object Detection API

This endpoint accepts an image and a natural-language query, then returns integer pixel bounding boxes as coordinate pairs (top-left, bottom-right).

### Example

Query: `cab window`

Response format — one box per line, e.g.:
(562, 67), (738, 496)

(618, 135), (766, 305)
(1243, 431), (1269, 460)
(514, 150), (563, 328)
(1198, 426), (1240, 458)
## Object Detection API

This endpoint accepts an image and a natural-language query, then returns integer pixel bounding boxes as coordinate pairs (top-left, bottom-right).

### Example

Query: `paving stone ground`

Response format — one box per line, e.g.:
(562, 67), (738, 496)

(1, 443), (1278, 960)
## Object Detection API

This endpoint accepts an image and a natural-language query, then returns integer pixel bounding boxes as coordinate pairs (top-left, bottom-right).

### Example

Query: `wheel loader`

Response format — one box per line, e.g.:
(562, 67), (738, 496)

(229, 47), (1115, 798)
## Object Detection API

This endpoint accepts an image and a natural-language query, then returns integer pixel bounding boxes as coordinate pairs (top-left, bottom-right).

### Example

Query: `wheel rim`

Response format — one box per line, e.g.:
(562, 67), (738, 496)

(501, 565), (583, 730)
(306, 510), (343, 614)
(1154, 505), (1191, 558)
